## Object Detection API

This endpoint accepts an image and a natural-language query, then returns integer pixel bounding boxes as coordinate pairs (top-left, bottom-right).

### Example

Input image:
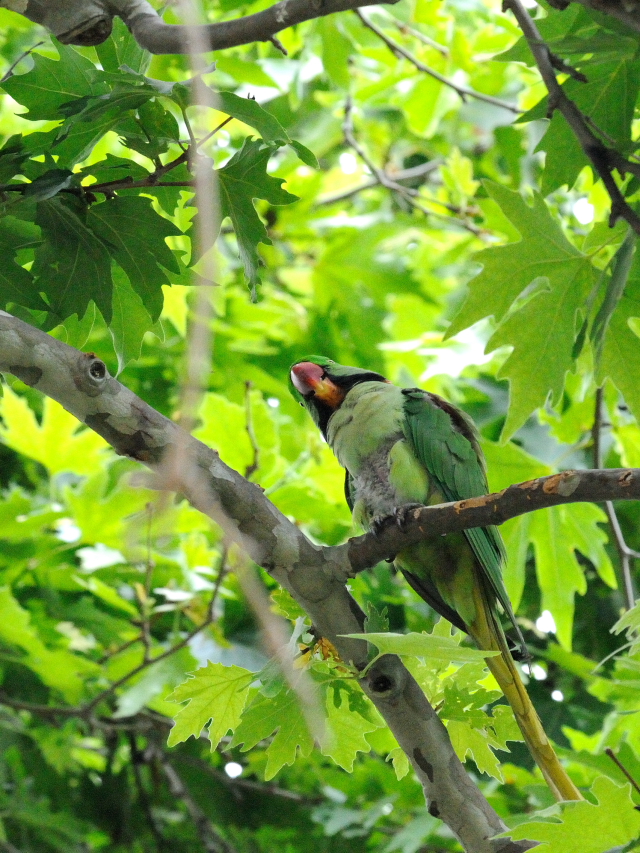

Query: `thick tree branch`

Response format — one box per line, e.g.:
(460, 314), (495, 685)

(503, 0), (640, 235)
(346, 468), (640, 576)
(22, 0), (402, 53)
(0, 310), (548, 851)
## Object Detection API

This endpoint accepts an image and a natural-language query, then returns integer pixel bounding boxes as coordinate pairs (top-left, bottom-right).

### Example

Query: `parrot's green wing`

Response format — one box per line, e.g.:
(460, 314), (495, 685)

(401, 389), (521, 638)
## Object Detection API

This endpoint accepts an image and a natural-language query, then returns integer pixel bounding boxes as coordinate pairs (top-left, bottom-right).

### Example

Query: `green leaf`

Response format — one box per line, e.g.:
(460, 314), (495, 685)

(386, 746), (410, 780)
(448, 182), (595, 439)
(504, 776), (640, 853)
(0, 216), (47, 311)
(1, 45), (105, 120)
(231, 686), (314, 780)
(448, 182), (587, 334)
(109, 264), (155, 373)
(612, 599), (640, 639)
(216, 92), (290, 144)
(94, 16), (151, 75)
(289, 139), (319, 168)
(529, 503), (613, 649)
(0, 587), (100, 702)
(214, 56), (279, 88)
(363, 602), (390, 634)
(537, 57), (640, 194)
(318, 18), (353, 88)
(598, 253), (640, 423)
(270, 588), (307, 621)
(63, 469), (154, 549)
(115, 649), (194, 718)
(0, 385), (108, 476)
(53, 111), (123, 168)
(0, 245), (43, 311)
(22, 168), (75, 201)
(447, 720), (504, 780)
(217, 137), (298, 295)
(591, 229), (635, 358)
(33, 196), (114, 322)
(167, 662), (253, 749)
(193, 392), (255, 473)
(343, 632), (499, 663)
(322, 683), (383, 770)
(447, 704), (520, 782)
(537, 113), (584, 195)
(87, 196), (182, 321)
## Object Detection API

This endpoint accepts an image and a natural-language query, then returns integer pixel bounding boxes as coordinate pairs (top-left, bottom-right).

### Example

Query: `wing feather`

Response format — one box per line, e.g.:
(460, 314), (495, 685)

(401, 389), (521, 640)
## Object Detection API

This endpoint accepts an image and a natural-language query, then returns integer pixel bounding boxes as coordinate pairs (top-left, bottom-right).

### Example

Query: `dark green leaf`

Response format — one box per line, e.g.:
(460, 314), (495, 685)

(23, 168), (75, 201)
(88, 196), (182, 321)
(217, 137), (298, 294)
(94, 16), (151, 75)
(1, 45), (105, 121)
(33, 197), (113, 322)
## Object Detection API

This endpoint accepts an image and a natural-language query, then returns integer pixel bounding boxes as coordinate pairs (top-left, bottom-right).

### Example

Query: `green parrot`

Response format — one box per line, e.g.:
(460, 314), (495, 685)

(289, 355), (582, 802)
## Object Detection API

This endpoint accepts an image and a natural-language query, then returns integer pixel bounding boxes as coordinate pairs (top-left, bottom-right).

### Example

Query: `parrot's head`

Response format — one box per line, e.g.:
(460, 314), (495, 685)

(289, 356), (388, 436)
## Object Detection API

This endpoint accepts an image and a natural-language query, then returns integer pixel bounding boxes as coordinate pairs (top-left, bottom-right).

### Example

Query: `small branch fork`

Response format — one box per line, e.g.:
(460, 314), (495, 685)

(342, 97), (486, 236)
(502, 0), (640, 236)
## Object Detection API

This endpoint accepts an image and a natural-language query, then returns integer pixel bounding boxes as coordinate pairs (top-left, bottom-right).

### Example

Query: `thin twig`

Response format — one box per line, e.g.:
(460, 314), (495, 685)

(503, 0), (640, 235)
(153, 747), (238, 853)
(84, 584), (221, 713)
(355, 10), (521, 114)
(605, 747), (640, 796)
(138, 503), (156, 663)
(96, 632), (145, 665)
(0, 41), (44, 85)
(264, 450), (312, 495)
(387, 16), (449, 56)
(197, 114), (234, 150)
(244, 381), (260, 479)
(342, 97), (484, 236)
(593, 387), (637, 609)
(174, 754), (321, 802)
(129, 733), (170, 852)
(0, 112), (234, 200)
(316, 159), (443, 205)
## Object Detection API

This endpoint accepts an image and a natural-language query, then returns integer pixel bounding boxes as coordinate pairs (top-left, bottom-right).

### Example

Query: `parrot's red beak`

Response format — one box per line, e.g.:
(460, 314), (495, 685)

(290, 362), (346, 408)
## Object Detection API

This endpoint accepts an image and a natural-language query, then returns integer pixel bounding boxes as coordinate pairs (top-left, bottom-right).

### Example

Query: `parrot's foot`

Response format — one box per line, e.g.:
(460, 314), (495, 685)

(393, 503), (424, 529)
(369, 514), (392, 536)
(369, 503), (424, 536)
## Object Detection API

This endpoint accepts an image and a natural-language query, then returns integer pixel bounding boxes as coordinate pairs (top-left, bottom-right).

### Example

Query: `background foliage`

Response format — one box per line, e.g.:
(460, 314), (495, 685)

(1, 0), (640, 850)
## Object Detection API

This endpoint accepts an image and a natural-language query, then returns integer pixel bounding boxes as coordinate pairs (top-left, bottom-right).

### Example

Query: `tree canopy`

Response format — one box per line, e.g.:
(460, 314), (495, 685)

(1, 1), (640, 851)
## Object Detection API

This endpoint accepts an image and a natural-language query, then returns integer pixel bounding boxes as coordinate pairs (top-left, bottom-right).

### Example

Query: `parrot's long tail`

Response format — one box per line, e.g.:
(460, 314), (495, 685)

(470, 580), (583, 802)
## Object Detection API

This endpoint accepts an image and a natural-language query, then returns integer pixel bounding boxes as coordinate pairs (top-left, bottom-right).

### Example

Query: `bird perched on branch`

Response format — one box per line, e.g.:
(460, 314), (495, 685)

(289, 355), (582, 802)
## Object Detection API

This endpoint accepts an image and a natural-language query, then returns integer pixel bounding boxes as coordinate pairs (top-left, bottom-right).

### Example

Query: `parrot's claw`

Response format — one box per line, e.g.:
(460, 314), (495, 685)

(369, 503), (424, 536)
(369, 514), (390, 536)
(394, 503), (424, 529)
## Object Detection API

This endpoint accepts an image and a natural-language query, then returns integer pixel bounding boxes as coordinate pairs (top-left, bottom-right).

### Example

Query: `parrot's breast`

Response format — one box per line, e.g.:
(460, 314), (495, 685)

(326, 382), (430, 527)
